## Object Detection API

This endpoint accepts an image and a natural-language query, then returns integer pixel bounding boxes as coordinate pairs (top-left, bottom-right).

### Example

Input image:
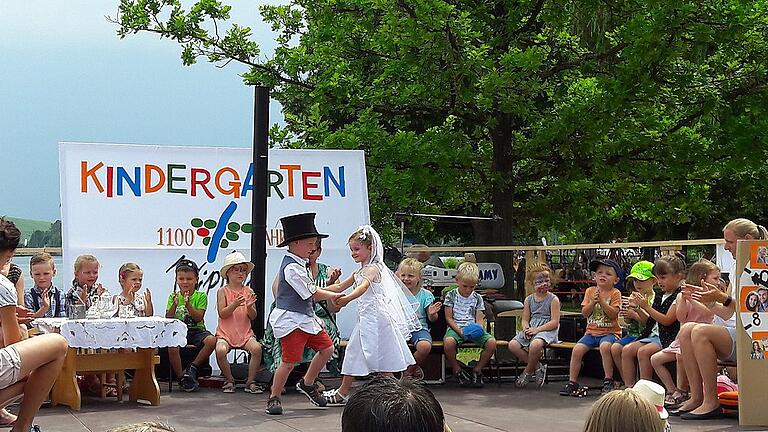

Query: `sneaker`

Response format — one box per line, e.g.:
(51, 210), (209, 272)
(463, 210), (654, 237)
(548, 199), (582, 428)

(601, 379), (615, 394)
(534, 364), (547, 387)
(296, 379), (327, 407)
(560, 381), (579, 396)
(455, 369), (472, 387)
(323, 388), (350, 406)
(265, 396), (283, 415)
(472, 371), (485, 388)
(515, 371), (532, 388)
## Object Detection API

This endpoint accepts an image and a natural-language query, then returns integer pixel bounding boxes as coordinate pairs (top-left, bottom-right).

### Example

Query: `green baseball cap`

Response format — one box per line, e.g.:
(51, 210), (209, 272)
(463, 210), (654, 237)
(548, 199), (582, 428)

(628, 261), (654, 281)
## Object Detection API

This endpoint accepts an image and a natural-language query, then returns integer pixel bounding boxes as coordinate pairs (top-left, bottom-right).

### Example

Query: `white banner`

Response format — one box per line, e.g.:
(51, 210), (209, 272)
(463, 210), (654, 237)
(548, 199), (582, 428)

(59, 142), (370, 339)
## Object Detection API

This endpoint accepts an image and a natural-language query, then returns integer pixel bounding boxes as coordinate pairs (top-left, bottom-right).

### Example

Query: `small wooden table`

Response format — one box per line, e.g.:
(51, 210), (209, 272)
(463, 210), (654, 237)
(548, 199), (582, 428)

(35, 317), (186, 411)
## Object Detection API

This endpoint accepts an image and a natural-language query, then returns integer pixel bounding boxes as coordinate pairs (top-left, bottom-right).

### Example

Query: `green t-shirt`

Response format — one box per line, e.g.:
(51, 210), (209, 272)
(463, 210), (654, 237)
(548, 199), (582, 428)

(166, 290), (208, 330)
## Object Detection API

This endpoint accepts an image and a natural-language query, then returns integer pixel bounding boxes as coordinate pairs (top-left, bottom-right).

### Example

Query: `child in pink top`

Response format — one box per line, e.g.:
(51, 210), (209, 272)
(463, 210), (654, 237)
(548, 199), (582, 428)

(215, 251), (264, 394)
(651, 259), (719, 407)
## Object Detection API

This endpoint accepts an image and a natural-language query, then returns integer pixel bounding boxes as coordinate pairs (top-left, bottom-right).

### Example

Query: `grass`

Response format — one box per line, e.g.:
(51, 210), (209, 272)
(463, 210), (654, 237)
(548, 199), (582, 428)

(5, 216), (52, 244)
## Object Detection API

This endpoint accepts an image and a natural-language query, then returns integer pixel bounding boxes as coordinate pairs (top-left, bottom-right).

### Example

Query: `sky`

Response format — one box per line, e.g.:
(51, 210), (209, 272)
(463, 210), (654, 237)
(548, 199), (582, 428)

(0, 0), (285, 222)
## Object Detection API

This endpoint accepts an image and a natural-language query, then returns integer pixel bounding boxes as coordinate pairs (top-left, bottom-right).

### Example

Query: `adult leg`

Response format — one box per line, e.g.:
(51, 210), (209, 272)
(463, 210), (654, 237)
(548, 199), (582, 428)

(215, 340), (233, 382)
(599, 341), (615, 380)
(677, 323), (703, 412)
(568, 344), (590, 382)
(621, 341), (642, 387)
(687, 325), (732, 415)
(637, 343), (661, 380)
(10, 334), (68, 432)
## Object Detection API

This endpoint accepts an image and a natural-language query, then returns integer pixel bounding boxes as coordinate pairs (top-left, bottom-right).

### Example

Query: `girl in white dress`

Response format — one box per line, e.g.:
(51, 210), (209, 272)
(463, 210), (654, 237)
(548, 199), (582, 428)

(322, 225), (420, 405)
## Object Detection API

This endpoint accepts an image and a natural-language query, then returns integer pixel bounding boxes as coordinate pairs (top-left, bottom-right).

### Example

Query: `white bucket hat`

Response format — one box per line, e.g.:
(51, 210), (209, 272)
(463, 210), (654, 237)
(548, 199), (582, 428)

(632, 379), (669, 420)
(220, 251), (255, 277)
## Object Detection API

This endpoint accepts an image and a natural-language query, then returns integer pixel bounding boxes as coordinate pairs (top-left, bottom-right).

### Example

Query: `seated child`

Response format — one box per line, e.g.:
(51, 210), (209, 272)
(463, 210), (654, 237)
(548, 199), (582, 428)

(25, 252), (66, 318)
(443, 262), (497, 388)
(621, 255), (684, 388)
(114, 263), (153, 317)
(397, 258), (441, 381)
(651, 259), (718, 407)
(215, 252), (264, 394)
(610, 261), (655, 387)
(561, 258), (622, 396)
(508, 262), (560, 388)
(166, 259), (216, 392)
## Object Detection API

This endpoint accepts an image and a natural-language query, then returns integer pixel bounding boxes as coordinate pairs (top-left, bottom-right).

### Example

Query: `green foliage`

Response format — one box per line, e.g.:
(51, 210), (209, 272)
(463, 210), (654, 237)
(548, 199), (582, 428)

(112, 0), (768, 245)
(443, 257), (460, 269)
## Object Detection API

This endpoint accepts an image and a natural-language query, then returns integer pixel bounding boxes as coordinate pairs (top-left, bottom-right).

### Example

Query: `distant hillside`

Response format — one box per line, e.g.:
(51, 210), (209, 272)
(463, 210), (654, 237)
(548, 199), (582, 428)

(5, 217), (53, 245)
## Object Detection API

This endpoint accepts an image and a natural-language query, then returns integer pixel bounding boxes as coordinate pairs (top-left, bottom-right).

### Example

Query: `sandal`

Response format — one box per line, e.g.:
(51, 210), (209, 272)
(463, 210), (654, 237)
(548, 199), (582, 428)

(322, 388), (349, 406)
(222, 381), (236, 393)
(664, 390), (688, 408)
(244, 381), (263, 394)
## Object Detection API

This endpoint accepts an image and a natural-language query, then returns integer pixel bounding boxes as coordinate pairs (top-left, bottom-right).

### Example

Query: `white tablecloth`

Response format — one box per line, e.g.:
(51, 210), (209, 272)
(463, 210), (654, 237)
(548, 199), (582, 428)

(34, 316), (187, 349)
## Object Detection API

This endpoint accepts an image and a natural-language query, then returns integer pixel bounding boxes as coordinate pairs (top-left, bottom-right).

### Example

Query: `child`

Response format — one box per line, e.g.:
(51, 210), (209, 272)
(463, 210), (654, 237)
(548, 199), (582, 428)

(265, 213), (344, 415)
(214, 251), (264, 394)
(165, 258), (216, 392)
(560, 258), (622, 396)
(621, 254), (684, 388)
(398, 258), (441, 381)
(25, 252), (66, 318)
(443, 261), (497, 388)
(322, 225), (419, 404)
(651, 259), (718, 407)
(0, 218), (69, 432)
(610, 260), (655, 387)
(509, 262), (560, 388)
(115, 263), (153, 317)
(68, 254), (111, 311)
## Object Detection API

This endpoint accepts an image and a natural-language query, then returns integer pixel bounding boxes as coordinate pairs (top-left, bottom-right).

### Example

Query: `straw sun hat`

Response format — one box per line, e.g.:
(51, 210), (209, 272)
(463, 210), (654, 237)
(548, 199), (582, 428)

(220, 251), (255, 277)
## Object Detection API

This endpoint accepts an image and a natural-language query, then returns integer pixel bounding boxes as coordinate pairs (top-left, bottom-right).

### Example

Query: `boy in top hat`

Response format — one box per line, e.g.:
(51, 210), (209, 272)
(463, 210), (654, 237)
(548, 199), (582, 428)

(265, 213), (344, 415)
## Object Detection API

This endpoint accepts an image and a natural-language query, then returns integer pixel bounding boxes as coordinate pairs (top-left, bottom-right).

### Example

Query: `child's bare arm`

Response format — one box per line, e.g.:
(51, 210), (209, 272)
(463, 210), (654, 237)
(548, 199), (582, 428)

(641, 300), (677, 326)
(444, 306), (462, 335)
(521, 299), (531, 329)
(537, 297), (561, 333)
(324, 274), (355, 293)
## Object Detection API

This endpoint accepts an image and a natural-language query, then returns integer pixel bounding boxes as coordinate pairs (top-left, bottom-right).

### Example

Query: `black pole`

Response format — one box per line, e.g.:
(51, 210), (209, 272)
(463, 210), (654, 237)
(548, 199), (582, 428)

(251, 86), (269, 338)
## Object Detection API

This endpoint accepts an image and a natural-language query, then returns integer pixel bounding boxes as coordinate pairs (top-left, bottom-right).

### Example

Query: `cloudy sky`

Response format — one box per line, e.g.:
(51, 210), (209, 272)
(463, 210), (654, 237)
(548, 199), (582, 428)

(1, 0), (284, 221)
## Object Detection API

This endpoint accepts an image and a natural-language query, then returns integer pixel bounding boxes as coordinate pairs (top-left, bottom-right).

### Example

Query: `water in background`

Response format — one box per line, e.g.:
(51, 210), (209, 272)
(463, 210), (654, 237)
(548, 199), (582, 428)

(13, 255), (65, 290)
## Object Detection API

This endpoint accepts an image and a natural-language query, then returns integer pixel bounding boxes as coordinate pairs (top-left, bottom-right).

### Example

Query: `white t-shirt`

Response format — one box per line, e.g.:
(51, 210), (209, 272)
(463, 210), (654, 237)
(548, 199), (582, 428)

(444, 289), (485, 328)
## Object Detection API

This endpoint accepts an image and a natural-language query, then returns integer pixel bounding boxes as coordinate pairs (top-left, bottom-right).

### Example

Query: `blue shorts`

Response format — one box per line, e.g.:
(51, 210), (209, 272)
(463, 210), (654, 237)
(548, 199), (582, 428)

(409, 329), (433, 345)
(617, 335), (639, 346)
(637, 336), (661, 347)
(578, 334), (618, 349)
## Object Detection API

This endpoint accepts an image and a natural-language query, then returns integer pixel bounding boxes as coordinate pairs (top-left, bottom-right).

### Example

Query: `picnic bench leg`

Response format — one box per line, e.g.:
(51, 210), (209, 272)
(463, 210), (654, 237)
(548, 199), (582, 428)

(50, 348), (81, 411)
(129, 349), (160, 406)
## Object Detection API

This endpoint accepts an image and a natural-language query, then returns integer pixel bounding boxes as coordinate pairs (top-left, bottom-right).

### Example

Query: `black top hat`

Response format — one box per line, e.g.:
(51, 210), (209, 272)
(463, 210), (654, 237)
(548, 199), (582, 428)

(278, 213), (329, 248)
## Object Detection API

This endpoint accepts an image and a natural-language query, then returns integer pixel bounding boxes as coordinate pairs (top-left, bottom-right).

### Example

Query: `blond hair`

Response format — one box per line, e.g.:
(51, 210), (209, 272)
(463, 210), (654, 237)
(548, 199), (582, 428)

(686, 259), (719, 285)
(583, 390), (665, 432)
(73, 254), (99, 274)
(119, 262), (143, 281)
(29, 252), (55, 270)
(108, 422), (175, 432)
(398, 257), (424, 276)
(456, 262), (479, 284)
(525, 262), (556, 296)
(724, 218), (768, 240)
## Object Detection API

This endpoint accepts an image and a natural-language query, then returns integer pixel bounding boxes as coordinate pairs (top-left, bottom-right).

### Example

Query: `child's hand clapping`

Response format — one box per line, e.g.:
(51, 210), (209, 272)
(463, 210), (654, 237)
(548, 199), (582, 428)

(427, 302), (442, 315)
(233, 295), (246, 308)
(144, 288), (152, 303)
(629, 291), (646, 306)
(591, 291), (600, 304)
(42, 287), (51, 309)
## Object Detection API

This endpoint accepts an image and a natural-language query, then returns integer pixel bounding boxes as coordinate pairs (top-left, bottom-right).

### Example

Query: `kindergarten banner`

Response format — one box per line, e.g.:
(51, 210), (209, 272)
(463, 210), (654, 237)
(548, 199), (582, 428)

(59, 142), (370, 338)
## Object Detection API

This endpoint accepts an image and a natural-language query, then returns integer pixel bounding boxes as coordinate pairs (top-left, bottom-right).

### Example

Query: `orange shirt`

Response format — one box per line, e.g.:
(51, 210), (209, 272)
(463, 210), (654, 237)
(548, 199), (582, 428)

(582, 286), (622, 337)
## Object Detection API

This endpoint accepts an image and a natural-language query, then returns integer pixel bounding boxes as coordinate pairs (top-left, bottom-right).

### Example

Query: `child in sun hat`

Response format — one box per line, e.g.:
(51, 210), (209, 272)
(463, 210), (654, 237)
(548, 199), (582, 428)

(215, 251), (264, 394)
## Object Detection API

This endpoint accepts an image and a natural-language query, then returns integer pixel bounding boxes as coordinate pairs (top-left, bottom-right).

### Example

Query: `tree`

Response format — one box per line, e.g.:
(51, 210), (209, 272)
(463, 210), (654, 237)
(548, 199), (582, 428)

(113, 0), (768, 250)
(47, 220), (62, 247)
(27, 230), (50, 248)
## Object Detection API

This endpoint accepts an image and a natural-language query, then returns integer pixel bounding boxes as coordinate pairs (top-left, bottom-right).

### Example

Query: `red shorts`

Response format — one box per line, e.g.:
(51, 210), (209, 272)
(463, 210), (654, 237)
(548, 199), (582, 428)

(280, 329), (333, 364)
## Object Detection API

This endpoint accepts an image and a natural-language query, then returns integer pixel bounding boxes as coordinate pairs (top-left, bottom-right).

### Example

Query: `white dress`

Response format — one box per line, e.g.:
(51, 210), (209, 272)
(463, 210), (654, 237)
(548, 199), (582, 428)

(341, 265), (415, 376)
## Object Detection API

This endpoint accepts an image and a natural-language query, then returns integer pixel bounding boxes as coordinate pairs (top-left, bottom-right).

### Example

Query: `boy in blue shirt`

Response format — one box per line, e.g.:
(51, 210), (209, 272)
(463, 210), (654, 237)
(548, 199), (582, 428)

(397, 258), (441, 381)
